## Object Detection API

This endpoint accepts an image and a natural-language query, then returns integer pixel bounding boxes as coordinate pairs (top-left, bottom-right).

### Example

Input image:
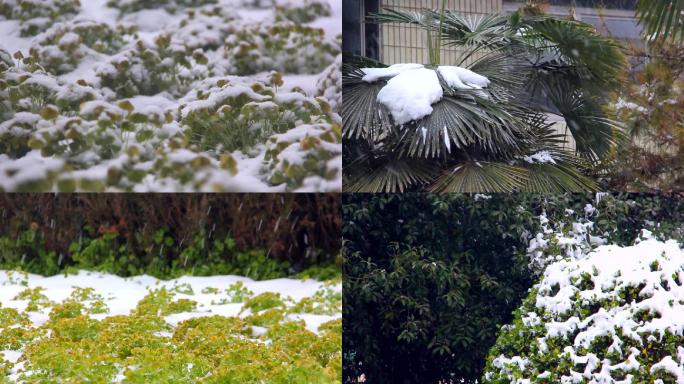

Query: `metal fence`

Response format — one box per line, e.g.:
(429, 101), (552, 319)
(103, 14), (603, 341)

(379, 0), (503, 65)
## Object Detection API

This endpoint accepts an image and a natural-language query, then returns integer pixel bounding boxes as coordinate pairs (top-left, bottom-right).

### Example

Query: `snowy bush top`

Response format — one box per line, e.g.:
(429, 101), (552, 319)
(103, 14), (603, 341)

(0, 270), (341, 382)
(361, 63), (490, 125)
(0, 0), (341, 192)
(484, 234), (684, 384)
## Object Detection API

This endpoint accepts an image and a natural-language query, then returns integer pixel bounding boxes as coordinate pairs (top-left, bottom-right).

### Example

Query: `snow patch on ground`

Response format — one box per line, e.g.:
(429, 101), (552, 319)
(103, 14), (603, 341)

(0, 270), (341, 330)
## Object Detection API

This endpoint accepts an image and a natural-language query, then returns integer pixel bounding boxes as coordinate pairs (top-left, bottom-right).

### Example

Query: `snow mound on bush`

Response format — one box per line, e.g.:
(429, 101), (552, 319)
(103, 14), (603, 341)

(484, 237), (684, 384)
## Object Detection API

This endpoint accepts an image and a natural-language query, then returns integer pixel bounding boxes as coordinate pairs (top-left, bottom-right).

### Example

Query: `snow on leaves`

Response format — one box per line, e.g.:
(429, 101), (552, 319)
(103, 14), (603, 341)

(485, 235), (684, 384)
(0, 0), (341, 192)
(0, 270), (341, 382)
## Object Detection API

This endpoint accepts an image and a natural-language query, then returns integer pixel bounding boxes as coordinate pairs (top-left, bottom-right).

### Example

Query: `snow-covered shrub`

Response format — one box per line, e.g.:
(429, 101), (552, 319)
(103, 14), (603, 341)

(180, 73), (336, 154)
(107, 0), (217, 14)
(275, 0), (331, 23)
(484, 238), (684, 383)
(29, 19), (127, 74)
(0, 0), (81, 36)
(344, 194), (684, 383)
(265, 121), (341, 191)
(170, 8), (239, 51)
(316, 54), (341, 113)
(0, 46), (13, 69)
(0, 0), (341, 192)
(96, 34), (209, 98)
(0, 65), (99, 124)
(239, 0), (274, 8)
(221, 22), (338, 75)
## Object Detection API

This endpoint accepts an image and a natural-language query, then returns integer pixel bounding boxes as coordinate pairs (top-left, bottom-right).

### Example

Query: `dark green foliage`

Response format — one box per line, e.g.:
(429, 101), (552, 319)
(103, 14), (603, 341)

(0, 228), (319, 280)
(342, 193), (683, 383)
(0, 194), (341, 279)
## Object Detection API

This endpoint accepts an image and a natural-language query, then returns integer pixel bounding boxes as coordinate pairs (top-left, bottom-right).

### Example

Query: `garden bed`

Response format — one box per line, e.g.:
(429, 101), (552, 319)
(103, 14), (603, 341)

(0, 269), (342, 382)
(0, 0), (341, 192)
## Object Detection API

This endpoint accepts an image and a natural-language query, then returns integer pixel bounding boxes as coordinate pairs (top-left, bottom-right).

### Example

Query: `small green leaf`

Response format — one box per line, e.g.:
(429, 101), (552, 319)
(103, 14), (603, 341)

(129, 113), (148, 123)
(118, 100), (134, 113)
(40, 106), (60, 120)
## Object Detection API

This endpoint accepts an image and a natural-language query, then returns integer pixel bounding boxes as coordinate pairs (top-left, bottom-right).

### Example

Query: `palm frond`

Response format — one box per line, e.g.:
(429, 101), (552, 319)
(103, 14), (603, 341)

(342, 65), (392, 140)
(521, 17), (627, 87)
(527, 70), (624, 160)
(521, 162), (598, 192)
(440, 12), (516, 54)
(344, 155), (436, 193)
(403, 93), (529, 158)
(430, 161), (528, 192)
(467, 51), (530, 91)
(368, 8), (435, 27)
(636, 0), (684, 43)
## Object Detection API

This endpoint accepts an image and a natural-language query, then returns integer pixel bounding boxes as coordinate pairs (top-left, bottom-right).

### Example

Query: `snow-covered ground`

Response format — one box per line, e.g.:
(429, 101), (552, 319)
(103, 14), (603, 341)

(0, 270), (340, 330)
(0, 269), (341, 380)
(0, 0), (341, 192)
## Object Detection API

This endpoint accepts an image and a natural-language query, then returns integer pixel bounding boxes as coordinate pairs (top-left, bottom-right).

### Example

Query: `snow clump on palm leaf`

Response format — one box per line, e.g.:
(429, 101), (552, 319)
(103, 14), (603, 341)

(361, 63), (490, 125)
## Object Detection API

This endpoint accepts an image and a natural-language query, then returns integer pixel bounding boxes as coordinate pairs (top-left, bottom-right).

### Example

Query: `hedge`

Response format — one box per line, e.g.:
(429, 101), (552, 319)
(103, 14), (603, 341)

(342, 193), (683, 383)
(0, 194), (341, 279)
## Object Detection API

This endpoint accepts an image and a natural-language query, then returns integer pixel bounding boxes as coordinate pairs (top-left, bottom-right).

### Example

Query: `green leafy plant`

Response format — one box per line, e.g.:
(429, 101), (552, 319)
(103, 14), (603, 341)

(343, 9), (626, 192)
(0, 226), (340, 280)
(0, 280), (342, 383)
(222, 22), (339, 75)
(275, 0), (331, 23)
(106, 0), (217, 13)
(343, 193), (683, 383)
(29, 20), (128, 75)
(96, 35), (207, 98)
(0, 0), (81, 36)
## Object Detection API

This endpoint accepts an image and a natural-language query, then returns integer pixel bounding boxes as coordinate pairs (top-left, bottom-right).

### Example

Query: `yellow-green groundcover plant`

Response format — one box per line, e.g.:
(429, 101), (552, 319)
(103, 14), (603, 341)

(0, 270), (342, 383)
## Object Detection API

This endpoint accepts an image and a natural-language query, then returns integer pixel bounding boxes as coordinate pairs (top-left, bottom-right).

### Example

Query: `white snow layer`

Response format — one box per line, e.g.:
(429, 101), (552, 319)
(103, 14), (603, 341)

(492, 238), (684, 383)
(361, 63), (490, 124)
(437, 66), (490, 90)
(0, 270), (341, 334)
(376, 67), (442, 125)
(0, 0), (342, 192)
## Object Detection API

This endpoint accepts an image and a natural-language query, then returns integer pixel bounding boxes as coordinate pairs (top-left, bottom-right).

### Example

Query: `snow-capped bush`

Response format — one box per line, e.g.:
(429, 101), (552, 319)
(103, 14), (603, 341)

(0, 46), (13, 68)
(265, 120), (341, 190)
(275, 0), (331, 23)
(107, 0), (217, 14)
(220, 22), (339, 75)
(316, 54), (341, 113)
(239, 0), (275, 7)
(484, 237), (684, 383)
(526, 206), (606, 276)
(179, 73), (333, 152)
(96, 35), (209, 98)
(0, 0), (81, 36)
(170, 9), (239, 50)
(30, 19), (127, 74)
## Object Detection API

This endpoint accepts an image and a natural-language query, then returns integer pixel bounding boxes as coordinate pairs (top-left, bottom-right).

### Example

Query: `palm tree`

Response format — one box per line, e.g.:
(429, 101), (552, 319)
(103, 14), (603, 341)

(636, 0), (684, 43)
(343, 8), (626, 192)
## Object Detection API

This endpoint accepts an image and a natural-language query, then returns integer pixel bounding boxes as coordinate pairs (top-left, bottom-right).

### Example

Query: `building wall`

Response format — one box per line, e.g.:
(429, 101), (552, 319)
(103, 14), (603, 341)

(379, 0), (503, 65)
